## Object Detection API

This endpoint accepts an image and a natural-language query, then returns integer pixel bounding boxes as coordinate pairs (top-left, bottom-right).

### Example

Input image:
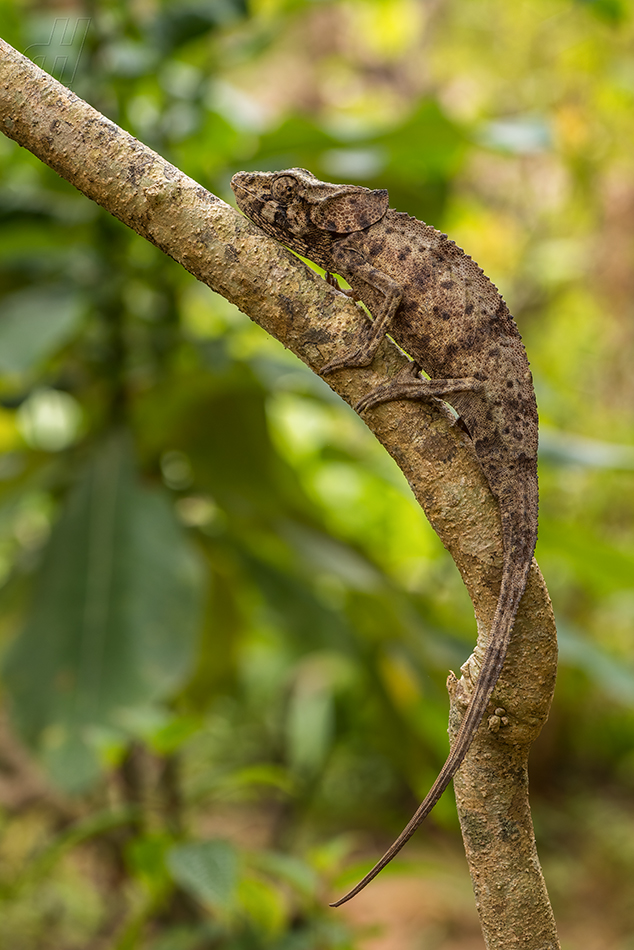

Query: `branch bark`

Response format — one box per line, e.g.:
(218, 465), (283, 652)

(0, 37), (559, 947)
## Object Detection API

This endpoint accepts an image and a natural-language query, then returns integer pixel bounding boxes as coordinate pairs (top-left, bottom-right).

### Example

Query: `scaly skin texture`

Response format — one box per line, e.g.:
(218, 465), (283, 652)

(231, 168), (539, 906)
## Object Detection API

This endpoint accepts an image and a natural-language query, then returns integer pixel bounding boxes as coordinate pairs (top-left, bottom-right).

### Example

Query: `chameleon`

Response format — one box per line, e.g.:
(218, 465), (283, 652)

(230, 168), (539, 906)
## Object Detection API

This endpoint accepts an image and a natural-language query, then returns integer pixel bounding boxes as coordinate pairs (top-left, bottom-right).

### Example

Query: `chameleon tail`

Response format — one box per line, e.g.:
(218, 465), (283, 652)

(329, 546), (534, 907)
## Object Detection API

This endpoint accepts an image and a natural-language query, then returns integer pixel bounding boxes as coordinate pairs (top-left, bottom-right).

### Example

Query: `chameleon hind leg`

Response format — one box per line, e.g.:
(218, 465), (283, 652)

(356, 361), (483, 414)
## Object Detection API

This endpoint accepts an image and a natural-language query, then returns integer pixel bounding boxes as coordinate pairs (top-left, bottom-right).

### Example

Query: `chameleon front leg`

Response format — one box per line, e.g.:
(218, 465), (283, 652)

(356, 361), (483, 414)
(320, 244), (403, 375)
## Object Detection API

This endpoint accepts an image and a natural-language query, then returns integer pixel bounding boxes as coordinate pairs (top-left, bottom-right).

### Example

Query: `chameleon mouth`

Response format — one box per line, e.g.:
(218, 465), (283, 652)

(230, 175), (251, 197)
(230, 174), (276, 217)
(230, 172), (254, 198)
(230, 172), (268, 197)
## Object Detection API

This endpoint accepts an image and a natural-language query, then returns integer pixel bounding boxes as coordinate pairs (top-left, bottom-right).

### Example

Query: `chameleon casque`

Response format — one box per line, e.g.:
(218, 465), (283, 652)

(231, 168), (539, 906)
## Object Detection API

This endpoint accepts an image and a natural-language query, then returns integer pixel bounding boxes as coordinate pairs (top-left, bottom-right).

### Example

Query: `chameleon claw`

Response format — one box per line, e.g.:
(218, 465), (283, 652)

(355, 363), (422, 413)
(319, 349), (372, 376)
(355, 390), (381, 413)
(318, 358), (344, 377)
(355, 386), (402, 414)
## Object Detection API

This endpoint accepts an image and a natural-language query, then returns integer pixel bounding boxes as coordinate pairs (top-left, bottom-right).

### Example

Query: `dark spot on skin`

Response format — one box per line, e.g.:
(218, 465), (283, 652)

(386, 226), (395, 234)
(504, 427), (510, 434)
(398, 249), (409, 261)
(465, 303), (474, 315)
(441, 311), (451, 320)
(445, 342), (458, 358)
(441, 280), (455, 289)
(488, 347), (500, 358)
(475, 437), (492, 451)
(507, 380), (514, 387)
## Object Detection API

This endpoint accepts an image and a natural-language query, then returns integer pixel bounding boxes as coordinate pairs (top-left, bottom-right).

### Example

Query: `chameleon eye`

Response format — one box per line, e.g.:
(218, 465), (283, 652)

(271, 175), (298, 202)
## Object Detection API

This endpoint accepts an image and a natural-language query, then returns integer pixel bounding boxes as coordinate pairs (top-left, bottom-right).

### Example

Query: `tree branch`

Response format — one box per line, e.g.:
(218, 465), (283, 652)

(0, 37), (559, 947)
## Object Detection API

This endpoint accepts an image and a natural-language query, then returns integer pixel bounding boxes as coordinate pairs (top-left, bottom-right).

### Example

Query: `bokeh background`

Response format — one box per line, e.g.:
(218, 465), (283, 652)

(1, 1), (634, 947)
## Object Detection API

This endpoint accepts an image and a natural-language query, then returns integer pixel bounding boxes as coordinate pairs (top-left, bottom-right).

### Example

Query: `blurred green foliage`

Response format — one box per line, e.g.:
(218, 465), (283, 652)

(0, 0), (634, 946)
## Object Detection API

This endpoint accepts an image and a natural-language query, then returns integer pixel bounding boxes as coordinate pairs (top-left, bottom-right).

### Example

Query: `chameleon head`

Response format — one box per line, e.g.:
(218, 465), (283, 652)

(231, 168), (389, 263)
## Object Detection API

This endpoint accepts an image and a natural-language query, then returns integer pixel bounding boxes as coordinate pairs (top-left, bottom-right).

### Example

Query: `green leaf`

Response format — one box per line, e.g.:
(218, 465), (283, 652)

(150, 0), (248, 54)
(238, 875), (286, 936)
(255, 115), (339, 171)
(248, 850), (317, 898)
(217, 763), (295, 796)
(538, 518), (634, 596)
(559, 625), (634, 704)
(167, 840), (239, 910)
(374, 99), (467, 181)
(126, 833), (173, 896)
(3, 431), (205, 789)
(0, 286), (83, 375)
(578, 0), (629, 26)
(286, 673), (334, 776)
(41, 727), (103, 793)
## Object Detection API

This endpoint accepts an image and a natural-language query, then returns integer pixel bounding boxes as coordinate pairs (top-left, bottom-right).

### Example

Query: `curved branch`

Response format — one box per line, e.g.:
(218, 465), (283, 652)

(0, 37), (559, 946)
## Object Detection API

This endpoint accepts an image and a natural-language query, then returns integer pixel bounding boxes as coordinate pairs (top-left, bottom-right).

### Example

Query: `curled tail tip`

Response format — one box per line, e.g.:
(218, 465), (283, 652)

(329, 896), (346, 908)
(329, 895), (357, 908)
(329, 873), (376, 907)
(328, 578), (527, 907)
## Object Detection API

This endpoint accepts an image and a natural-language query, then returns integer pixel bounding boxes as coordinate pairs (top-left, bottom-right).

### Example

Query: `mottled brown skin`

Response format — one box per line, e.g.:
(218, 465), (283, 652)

(231, 168), (539, 905)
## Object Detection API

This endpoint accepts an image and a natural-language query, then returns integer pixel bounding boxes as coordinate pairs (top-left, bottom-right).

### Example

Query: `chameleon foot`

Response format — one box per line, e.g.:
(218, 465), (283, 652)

(356, 368), (484, 414)
(319, 346), (375, 376)
(355, 362), (422, 413)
